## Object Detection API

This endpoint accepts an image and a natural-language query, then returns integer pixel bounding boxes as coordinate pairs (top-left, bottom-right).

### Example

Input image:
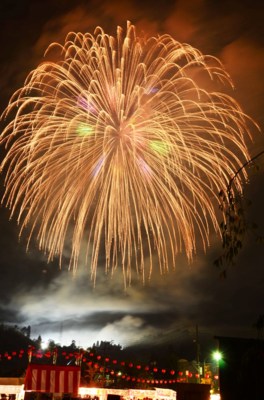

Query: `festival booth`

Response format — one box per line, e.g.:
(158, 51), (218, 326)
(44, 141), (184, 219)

(0, 365), (177, 400)
(0, 378), (25, 400)
(78, 387), (176, 400)
(23, 364), (81, 400)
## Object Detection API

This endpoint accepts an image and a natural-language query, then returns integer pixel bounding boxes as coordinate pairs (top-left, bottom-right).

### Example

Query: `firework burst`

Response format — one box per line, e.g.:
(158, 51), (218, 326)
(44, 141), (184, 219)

(0, 22), (255, 285)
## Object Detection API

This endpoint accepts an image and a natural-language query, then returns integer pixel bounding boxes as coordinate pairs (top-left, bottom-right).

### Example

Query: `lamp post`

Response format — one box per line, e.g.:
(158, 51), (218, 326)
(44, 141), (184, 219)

(212, 351), (222, 393)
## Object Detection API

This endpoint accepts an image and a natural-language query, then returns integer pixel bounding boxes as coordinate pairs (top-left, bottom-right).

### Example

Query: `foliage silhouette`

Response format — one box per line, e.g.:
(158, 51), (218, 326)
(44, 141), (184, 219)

(215, 150), (264, 277)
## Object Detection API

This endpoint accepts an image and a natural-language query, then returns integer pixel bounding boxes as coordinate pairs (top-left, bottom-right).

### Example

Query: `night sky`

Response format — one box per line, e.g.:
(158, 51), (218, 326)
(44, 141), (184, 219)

(0, 0), (264, 359)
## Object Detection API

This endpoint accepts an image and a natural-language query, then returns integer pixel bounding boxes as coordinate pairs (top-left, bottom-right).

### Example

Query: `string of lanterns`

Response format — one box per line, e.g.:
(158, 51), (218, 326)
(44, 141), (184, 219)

(0, 347), (203, 384)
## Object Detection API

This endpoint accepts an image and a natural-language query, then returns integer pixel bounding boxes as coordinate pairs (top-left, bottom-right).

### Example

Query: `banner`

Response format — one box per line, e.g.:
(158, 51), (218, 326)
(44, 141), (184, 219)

(24, 364), (81, 393)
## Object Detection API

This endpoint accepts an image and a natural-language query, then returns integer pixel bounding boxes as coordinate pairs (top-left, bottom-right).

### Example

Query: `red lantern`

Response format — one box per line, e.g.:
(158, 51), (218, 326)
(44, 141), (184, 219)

(136, 365), (141, 370)
(105, 357), (110, 362)
(129, 362), (133, 368)
(113, 359), (117, 364)
(145, 366), (149, 371)
(120, 361), (125, 366)
(161, 369), (166, 374)
(153, 367), (158, 372)
(170, 370), (175, 375)
(178, 371), (183, 376)
(12, 351), (17, 356)
(89, 352), (94, 357)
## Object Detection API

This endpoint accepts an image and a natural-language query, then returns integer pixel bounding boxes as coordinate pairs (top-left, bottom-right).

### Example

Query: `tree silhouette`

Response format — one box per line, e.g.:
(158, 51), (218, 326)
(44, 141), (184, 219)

(215, 150), (264, 277)
(0, 324), (33, 376)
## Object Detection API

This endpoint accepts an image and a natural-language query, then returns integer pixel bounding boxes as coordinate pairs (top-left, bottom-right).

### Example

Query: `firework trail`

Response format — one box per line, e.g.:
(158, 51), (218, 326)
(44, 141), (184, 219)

(0, 22), (255, 285)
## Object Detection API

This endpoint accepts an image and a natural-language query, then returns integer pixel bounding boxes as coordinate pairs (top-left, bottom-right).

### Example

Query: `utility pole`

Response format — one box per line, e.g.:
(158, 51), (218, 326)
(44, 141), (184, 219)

(195, 324), (200, 383)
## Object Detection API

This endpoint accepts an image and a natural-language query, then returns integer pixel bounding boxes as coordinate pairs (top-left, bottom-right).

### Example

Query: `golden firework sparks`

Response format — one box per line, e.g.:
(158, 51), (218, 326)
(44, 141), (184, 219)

(0, 22), (256, 285)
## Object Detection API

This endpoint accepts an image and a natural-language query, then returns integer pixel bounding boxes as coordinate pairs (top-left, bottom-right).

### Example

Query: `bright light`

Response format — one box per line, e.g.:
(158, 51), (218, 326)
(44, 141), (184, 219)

(210, 394), (221, 400)
(212, 351), (222, 361)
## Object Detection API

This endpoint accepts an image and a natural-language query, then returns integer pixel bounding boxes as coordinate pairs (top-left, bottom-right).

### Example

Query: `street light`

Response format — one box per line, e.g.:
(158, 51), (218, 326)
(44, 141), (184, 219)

(212, 351), (222, 362)
(212, 350), (222, 393)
